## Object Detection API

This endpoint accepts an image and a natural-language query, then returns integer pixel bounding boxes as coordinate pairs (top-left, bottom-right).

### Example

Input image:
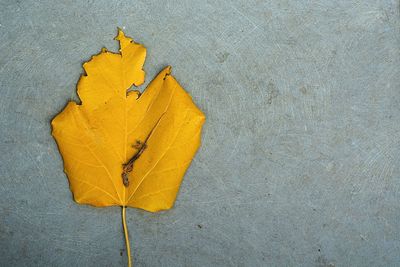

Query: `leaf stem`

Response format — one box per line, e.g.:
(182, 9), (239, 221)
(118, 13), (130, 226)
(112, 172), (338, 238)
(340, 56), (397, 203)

(122, 206), (132, 267)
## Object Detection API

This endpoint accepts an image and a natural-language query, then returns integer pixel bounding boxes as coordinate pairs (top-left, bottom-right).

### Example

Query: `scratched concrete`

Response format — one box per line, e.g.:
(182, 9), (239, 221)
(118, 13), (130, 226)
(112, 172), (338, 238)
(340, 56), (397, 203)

(0, 0), (399, 266)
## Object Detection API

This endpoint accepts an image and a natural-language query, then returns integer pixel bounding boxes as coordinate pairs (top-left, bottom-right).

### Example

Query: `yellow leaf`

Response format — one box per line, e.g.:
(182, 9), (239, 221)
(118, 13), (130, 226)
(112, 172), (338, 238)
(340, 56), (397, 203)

(51, 29), (205, 266)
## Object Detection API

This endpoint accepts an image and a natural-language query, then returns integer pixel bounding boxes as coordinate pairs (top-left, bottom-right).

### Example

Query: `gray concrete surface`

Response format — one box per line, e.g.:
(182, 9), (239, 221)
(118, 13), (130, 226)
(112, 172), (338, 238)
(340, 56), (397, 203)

(1, 0), (399, 266)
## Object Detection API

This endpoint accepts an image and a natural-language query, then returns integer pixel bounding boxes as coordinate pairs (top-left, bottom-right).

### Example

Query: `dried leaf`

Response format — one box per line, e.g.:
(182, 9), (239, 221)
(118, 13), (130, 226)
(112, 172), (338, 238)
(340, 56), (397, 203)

(51, 29), (205, 266)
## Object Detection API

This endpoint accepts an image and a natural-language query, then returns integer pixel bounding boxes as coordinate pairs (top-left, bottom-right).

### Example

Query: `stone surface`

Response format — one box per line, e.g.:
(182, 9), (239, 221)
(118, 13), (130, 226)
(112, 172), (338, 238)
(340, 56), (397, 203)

(0, 1), (399, 266)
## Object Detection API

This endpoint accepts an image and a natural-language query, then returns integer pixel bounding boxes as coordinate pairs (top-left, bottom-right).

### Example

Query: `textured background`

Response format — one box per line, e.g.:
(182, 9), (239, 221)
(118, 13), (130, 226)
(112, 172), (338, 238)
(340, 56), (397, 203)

(0, 1), (399, 266)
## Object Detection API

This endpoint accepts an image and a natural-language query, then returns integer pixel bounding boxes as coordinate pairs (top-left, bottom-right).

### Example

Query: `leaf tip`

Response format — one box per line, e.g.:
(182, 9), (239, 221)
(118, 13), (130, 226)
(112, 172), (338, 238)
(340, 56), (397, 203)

(115, 27), (125, 40)
(115, 28), (134, 50)
(162, 66), (172, 80)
